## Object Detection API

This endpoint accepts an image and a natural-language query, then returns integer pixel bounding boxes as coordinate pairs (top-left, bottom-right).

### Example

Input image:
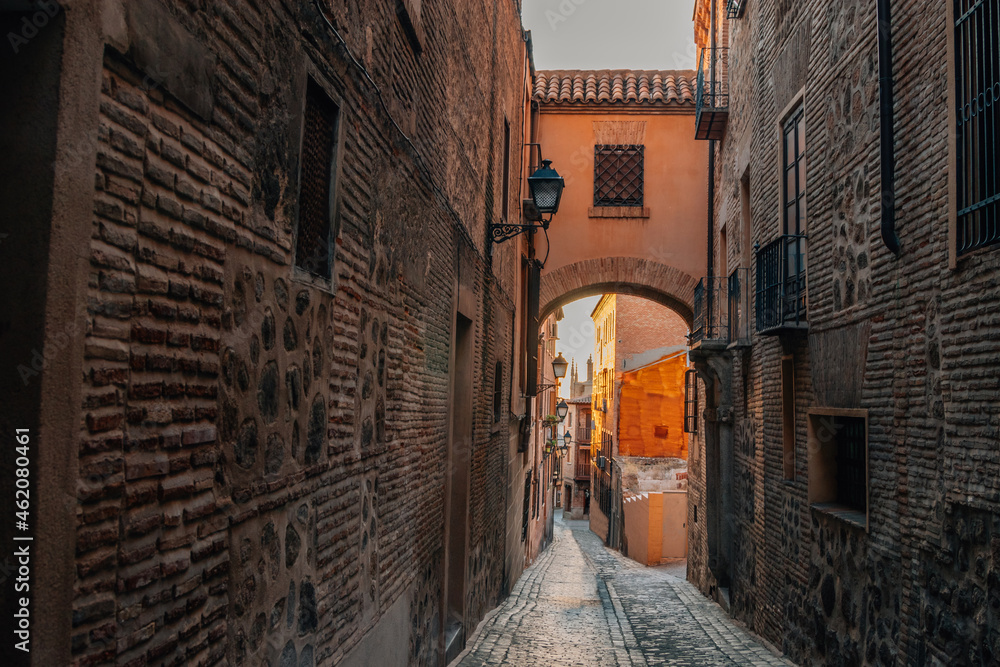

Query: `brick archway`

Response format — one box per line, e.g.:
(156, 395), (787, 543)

(539, 257), (698, 325)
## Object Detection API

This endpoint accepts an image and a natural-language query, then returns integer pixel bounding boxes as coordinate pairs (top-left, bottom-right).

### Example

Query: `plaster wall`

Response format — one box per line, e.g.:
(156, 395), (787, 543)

(535, 110), (709, 283)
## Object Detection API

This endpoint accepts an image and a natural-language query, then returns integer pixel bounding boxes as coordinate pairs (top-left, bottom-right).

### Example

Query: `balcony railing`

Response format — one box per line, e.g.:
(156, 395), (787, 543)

(695, 47), (729, 140)
(755, 235), (808, 334)
(690, 276), (729, 347)
(575, 448), (591, 480)
(728, 268), (751, 346)
(726, 0), (746, 19)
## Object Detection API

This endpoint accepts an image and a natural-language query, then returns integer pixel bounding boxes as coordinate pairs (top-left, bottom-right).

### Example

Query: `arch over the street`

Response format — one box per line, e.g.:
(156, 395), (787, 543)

(539, 257), (698, 326)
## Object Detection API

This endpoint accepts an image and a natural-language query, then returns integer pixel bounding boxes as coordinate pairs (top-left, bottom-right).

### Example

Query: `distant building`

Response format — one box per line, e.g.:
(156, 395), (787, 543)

(561, 393), (593, 519)
(590, 294), (689, 548)
(568, 356), (594, 400)
(591, 293), (690, 457)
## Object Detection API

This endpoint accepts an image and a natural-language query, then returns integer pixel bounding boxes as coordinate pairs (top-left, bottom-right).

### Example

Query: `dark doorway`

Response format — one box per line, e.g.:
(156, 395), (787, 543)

(444, 313), (473, 657)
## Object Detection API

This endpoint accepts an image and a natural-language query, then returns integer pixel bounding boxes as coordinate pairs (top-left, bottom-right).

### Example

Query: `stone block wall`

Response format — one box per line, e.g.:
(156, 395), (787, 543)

(690, 0), (1000, 665)
(22, 0), (534, 665)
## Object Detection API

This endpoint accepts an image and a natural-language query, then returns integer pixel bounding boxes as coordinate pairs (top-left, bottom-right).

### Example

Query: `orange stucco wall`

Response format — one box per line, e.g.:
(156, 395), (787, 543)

(622, 490), (688, 565)
(535, 110), (708, 283)
(618, 354), (689, 459)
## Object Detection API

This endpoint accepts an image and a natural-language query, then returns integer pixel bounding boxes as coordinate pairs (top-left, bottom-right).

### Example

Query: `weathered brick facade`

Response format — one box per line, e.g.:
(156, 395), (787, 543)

(1, 1), (543, 665)
(688, 0), (1000, 665)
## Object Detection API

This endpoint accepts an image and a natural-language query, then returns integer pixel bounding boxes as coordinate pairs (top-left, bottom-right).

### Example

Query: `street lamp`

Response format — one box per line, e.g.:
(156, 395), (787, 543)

(537, 355), (571, 394)
(552, 353), (569, 380)
(554, 430), (571, 457)
(527, 160), (565, 216)
(489, 155), (565, 244)
(556, 399), (569, 422)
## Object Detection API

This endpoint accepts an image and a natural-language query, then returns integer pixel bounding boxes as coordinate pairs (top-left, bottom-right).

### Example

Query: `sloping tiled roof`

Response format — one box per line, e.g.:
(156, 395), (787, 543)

(567, 394), (592, 405)
(534, 70), (696, 106)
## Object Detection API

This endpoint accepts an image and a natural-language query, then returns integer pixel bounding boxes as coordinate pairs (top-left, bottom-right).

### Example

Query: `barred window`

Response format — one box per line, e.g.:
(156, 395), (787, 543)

(684, 370), (698, 434)
(295, 80), (340, 279)
(808, 412), (868, 527)
(955, 0), (1000, 255)
(594, 145), (644, 207)
(782, 106), (806, 238)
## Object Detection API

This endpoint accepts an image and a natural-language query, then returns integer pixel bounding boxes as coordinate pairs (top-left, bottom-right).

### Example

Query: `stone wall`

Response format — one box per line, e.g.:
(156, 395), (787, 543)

(23, 0), (534, 665)
(690, 0), (1000, 665)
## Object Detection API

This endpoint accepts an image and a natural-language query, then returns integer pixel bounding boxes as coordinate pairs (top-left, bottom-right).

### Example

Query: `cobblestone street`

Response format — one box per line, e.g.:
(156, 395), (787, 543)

(454, 518), (792, 667)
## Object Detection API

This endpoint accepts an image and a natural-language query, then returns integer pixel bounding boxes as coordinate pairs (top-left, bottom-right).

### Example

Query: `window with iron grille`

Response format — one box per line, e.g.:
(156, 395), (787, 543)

(295, 80), (340, 279)
(684, 370), (698, 433)
(594, 145), (644, 207)
(955, 0), (1000, 255)
(808, 412), (868, 525)
(727, 0), (747, 19)
(782, 106), (806, 238)
(834, 417), (867, 513)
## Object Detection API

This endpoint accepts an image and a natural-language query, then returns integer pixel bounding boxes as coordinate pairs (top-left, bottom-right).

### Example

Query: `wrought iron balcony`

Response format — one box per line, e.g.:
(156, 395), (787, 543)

(727, 268), (751, 346)
(695, 47), (729, 140)
(575, 448), (591, 480)
(755, 235), (808, 335)
(727, 0), (746, 19)
(690, 276), (729, 348)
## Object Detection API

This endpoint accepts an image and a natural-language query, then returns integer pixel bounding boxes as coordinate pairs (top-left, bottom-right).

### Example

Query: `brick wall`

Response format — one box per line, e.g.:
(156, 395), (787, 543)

(615, 294), (690, 364)
(35, 1), (534, 665)
(691, 0), (1000, 665)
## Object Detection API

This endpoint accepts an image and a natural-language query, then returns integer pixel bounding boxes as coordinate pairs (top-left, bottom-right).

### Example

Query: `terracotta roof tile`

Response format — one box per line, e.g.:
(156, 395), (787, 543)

(534, 70), (696, 106)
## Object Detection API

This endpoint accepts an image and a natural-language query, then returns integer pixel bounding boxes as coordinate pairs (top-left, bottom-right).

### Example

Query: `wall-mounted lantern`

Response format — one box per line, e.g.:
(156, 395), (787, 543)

(552, 353), (569, 380)
(538, 354), (570, 394)
(490, 154), (565, 244)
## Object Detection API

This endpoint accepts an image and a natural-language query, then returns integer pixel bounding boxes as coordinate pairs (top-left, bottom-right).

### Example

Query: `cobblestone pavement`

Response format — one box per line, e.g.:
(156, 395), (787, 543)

(454, 517), (794, 667)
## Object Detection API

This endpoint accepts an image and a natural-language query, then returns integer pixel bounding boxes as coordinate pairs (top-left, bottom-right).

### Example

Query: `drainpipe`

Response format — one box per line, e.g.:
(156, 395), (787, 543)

(877, 0), (902, 256)
(706, 0), (716, 318)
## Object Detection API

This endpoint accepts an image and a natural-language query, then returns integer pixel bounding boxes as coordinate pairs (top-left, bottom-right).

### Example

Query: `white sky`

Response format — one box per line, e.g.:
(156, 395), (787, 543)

(522, 0), (698, 71)
(555, 295), (600, 381)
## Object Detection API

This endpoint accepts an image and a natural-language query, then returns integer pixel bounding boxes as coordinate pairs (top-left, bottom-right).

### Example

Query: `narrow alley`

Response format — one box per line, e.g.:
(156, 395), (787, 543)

(456, 518), (789, 667)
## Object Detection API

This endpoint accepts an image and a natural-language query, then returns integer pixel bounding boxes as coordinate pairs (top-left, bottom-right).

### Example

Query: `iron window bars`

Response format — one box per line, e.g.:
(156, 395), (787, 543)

(955, 0), (1000, 255)
(728, 268), (751, 345)
(684, 370), (699, 433)
(834, 416), (868, 514)
(690, 276), (729, 345)
(727, 0), (747, 18)
(782, 106), (806, 240)
(755, 234), (807, 333)
(695, 47), (729, 140)
(594, 145), (644, 207)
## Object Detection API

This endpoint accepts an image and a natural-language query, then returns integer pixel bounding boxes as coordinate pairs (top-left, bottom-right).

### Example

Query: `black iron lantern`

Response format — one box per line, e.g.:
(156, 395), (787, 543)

(561, 430), (572, 452)
(551, 353), (569, 380)
(528, 160), (565, 215)
(556, 399), (569, 422)
(489, 149), (565, 245)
